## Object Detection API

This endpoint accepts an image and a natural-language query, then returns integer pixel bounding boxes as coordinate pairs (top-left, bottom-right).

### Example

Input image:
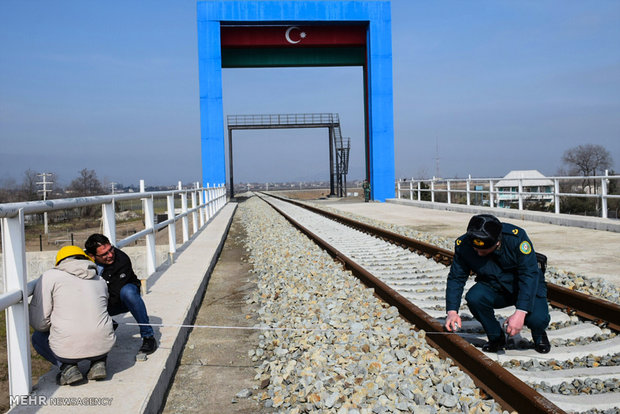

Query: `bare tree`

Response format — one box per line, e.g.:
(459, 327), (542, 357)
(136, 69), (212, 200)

(562, 144), (613, 194)
(21, 168), (39, 201)
(68, 168), (103, 197)
(0, 176), (19, 203)
(67, 169), (104, 217)
(563, 144), (613, 177)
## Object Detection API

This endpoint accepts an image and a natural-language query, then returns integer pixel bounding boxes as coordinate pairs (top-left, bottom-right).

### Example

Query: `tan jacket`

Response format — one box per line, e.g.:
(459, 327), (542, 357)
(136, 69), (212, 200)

(29, 258), (116, 359)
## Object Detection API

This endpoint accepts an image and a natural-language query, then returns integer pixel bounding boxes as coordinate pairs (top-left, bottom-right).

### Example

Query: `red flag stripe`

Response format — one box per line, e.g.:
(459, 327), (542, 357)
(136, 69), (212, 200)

(221, 25), (366, 47)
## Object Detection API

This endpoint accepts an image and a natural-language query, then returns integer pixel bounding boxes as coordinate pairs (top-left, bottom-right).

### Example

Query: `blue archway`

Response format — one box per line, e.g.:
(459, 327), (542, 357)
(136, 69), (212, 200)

(197, 0), (394, 201)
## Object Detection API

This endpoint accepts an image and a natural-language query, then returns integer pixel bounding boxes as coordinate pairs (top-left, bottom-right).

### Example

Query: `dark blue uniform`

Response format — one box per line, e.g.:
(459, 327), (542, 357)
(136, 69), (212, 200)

(446, 222), (550, 342)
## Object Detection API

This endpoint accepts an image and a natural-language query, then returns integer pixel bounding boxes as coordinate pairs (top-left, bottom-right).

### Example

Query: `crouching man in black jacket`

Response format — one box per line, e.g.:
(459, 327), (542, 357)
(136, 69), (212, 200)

(444, 214), (551, 354)
(86, 234), (157, 359)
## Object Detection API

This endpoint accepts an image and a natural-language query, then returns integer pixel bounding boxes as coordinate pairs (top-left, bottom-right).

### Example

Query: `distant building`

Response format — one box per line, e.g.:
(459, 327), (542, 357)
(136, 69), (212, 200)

(495, 170), (553, 208)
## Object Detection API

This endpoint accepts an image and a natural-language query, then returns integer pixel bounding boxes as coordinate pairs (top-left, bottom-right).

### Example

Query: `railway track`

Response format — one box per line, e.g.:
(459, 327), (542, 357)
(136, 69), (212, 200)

(258, 192), (620, 414)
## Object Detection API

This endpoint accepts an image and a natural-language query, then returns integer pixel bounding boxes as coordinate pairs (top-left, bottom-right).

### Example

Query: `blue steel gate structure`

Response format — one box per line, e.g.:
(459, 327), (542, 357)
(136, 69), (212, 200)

(197, 0), (394, 201)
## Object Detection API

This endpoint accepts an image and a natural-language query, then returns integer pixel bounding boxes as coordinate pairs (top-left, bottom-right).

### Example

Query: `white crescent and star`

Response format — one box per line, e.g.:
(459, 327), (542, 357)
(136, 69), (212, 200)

(285, 26), (306, 44)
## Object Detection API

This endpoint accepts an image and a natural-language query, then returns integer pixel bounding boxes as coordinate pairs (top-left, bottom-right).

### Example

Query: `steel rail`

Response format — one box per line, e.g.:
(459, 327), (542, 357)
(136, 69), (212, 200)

(264, 193), (620, 332)
(260, 194), (565, 414)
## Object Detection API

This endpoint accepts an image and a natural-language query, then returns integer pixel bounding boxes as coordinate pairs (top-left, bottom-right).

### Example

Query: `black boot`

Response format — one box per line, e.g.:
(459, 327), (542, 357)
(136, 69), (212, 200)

(533, 331), (551, 354)
(139, 336), (157, 355)
(482, 335), (506, 353)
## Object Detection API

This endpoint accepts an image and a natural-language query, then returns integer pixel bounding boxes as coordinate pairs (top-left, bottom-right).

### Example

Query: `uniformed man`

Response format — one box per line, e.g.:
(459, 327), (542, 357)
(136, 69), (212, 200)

(362, 180), (370, 202)
(444, 214), (551, 353)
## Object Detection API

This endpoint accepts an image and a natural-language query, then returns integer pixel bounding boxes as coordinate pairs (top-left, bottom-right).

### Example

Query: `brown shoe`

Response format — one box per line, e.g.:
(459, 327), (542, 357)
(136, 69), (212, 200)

(87, 361), (107, 381)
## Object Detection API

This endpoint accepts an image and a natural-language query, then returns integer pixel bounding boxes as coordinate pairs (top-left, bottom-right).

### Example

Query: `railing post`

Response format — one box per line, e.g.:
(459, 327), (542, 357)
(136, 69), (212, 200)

(198, 187), (205, 227)
(601, 170), (609, 219)
(1, 210), (32, 401)
(191, 185), (199, 233)
(141, 180), (156, 283)
(417, 181), (421, 201)
(397, 181), (401, 199)
(180, 182), (189, 243)
(214, 184), (224, 215)
(102, 200), (116, 245)
(167, 194), (177, 258)
(554, 179), (560, 214)
(466, 175), (471, 206)
(220, 183), (225, 210)
(217, 184), (222, 211)
(431, 178), (436, 203)
(205, 183), (212, 222)
(518, 178), (524, 211)
(409, 180), (413, 200)
(489, 180), (494, 208)
(447, 180), (451, 204)
(216, 184), (221, 212)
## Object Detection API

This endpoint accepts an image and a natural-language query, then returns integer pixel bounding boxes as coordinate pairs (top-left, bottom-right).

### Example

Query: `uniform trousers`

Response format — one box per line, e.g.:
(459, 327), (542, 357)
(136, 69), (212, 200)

(465, 282), (550, 344)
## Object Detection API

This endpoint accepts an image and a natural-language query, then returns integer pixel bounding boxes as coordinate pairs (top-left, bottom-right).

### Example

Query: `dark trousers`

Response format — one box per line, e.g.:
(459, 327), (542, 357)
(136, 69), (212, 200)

(465, 282), (550, 343)
(31, 331), (107, 367)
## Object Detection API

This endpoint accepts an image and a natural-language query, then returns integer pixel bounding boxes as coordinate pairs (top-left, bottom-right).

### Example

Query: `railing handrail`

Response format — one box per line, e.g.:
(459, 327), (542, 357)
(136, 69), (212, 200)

(0, 181), (227, 403)
(402, 174), (620, 182)
(396, 171), (619, 219)
(0, 188), (195, 219)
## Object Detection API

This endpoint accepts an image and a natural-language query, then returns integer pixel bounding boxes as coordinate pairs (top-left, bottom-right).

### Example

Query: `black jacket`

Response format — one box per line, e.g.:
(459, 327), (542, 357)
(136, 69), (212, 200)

(446, 222), (547, 313)
(100, 248), (141, 309)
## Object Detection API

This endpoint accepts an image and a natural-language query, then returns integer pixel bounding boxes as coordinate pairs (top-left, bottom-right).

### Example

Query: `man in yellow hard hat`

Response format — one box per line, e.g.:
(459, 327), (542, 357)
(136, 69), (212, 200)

(30, 246), (116, 385)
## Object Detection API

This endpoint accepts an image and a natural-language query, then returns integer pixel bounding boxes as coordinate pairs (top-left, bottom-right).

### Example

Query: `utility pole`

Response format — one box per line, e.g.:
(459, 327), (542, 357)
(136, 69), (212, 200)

(435, 138), (441, 179)
(36, 172), (53, 234)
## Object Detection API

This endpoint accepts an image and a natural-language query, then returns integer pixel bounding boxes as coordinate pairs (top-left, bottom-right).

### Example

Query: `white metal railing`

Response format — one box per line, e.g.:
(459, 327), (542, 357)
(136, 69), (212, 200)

(396, 171), (620, 219)
(0, 180), (226, 402)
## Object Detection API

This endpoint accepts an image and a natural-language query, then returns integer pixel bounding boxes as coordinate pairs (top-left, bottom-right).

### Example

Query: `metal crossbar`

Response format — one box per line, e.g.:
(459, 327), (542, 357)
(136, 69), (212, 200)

(227, 113), (338, 127)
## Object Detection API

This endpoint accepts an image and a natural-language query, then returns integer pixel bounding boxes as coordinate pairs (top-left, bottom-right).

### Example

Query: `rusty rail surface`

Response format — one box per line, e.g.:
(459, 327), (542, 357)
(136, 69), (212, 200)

(260, 193), (566, 414)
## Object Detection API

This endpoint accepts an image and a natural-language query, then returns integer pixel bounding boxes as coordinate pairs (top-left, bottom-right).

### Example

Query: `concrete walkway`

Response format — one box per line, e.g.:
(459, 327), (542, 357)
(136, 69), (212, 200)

(315, 199), (620, 289)
(10, 203), (237, 413)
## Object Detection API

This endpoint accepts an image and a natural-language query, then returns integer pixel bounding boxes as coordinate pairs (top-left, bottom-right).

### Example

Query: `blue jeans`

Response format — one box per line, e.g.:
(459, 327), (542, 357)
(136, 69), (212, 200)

(108, 283), (154, 338)
(31, 331), (106, 367)
(465, 282), (550, 343)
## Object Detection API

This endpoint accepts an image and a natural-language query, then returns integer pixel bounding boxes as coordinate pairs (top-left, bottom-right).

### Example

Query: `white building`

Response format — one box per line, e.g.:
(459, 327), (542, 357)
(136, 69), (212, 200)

(495, 170), (553, 208)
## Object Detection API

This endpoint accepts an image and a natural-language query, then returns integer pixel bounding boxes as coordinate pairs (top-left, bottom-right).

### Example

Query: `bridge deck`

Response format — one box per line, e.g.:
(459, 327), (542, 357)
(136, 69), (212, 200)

(11, 203), (237, 413)
(11, 197), (619, 412)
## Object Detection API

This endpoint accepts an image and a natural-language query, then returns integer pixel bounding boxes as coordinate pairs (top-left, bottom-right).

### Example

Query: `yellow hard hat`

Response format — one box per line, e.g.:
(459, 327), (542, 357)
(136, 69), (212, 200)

(55, 246), (94, 266)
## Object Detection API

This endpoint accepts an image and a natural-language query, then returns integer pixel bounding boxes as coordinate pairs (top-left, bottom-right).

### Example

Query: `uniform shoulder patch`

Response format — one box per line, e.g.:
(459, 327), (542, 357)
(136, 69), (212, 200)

(519, 241), (532, 254)
(512, 228), (519, 235)
(456, 238), (462, 246)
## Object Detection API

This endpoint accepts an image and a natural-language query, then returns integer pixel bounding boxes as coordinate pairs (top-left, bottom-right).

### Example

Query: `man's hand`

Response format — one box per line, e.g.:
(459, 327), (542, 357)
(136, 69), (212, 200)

(445, 310), (462, 332)
(505, 310), (527, 336)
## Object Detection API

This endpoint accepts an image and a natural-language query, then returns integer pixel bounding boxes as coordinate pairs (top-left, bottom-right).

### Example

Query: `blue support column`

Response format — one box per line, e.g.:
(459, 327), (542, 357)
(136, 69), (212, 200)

(366, 7), (394, 201)
(197, 17), (226, 186)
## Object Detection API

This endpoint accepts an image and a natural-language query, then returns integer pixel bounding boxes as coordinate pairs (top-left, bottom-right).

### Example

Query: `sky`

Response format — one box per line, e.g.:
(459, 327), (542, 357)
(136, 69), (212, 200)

(1, 0), (619, 189)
